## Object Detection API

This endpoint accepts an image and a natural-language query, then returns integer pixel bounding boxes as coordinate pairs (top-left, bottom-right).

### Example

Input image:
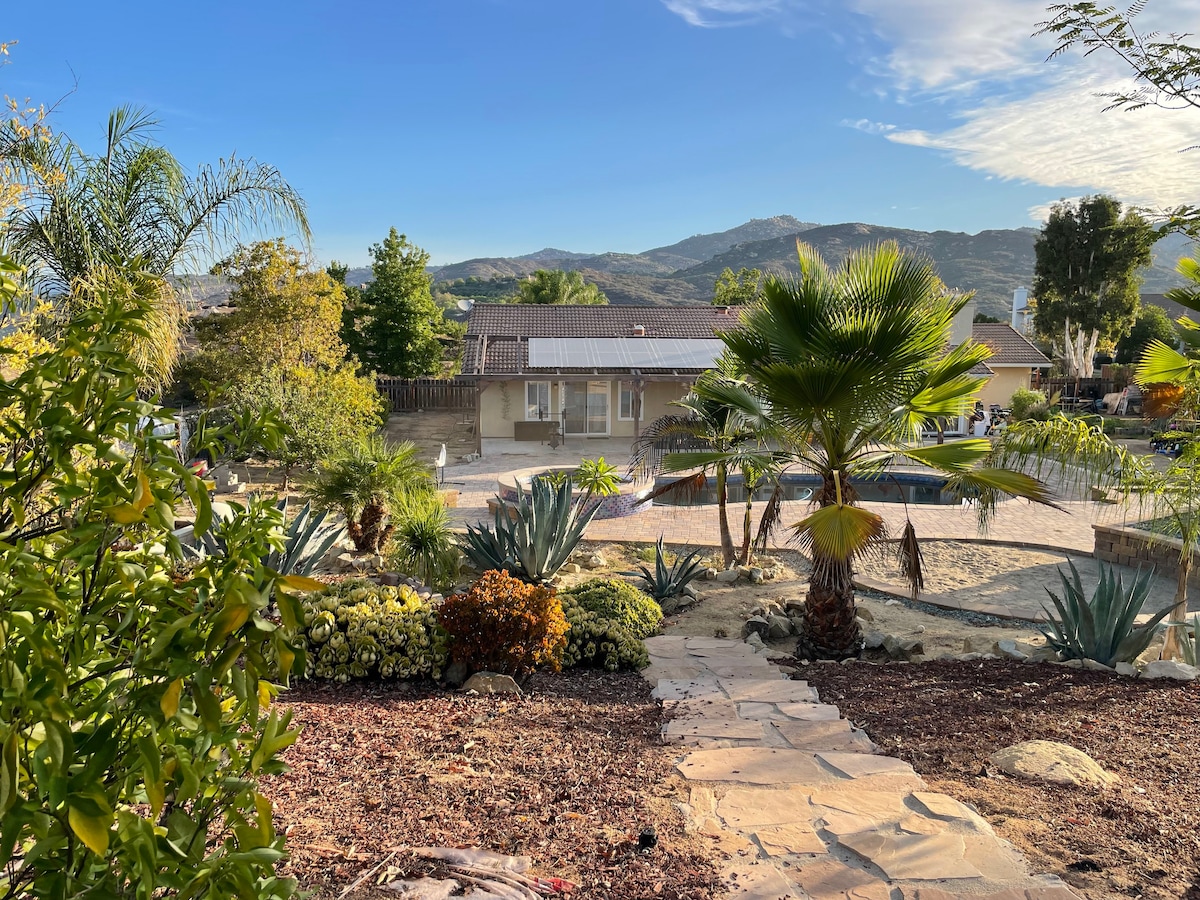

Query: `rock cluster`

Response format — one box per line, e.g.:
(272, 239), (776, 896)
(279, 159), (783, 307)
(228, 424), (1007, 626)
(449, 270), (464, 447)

(705, 564), (780, 584)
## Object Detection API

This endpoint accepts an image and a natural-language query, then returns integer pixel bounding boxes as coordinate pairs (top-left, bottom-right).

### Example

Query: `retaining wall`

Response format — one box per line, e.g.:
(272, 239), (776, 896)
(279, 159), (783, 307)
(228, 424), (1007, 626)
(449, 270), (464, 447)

(1093, 523), (1199, 586)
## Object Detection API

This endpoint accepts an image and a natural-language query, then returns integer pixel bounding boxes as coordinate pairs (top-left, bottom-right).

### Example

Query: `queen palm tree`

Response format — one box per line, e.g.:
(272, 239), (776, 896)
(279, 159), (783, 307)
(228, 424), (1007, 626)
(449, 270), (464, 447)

(717, 242), (1060, 659)
(4, 105), (309, 387)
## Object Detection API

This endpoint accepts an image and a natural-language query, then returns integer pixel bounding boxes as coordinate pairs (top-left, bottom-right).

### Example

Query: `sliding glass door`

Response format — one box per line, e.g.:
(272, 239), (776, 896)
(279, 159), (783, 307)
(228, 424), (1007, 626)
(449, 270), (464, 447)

(560, 381), (609, 436)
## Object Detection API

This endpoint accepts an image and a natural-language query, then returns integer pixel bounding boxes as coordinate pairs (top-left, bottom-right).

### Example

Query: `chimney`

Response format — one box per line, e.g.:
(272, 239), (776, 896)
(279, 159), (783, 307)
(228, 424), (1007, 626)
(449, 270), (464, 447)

(1011, 288), (1029, 332)
(716, 305), (731, 316)
(632, 324), (646, 336)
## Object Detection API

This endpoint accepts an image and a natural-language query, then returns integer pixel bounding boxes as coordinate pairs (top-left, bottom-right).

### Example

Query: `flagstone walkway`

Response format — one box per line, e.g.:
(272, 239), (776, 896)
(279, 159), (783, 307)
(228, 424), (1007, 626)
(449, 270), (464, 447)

(643, 635), (1082, 900)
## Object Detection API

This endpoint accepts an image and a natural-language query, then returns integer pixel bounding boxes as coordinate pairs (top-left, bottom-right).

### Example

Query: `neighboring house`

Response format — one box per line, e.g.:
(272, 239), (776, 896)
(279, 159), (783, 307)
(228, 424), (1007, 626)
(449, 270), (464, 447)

(462, 304), (735, 451)
(970, 322), (1051, 406)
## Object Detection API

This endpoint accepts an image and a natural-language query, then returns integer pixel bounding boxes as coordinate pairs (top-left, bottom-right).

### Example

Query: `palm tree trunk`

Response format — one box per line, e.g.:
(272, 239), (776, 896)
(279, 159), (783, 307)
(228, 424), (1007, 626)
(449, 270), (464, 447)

(740, 491), (753, 566)
(1161, 553), (1191, 660)
(716, 463), (736, 568)
(798, 552), (862, 660)
(357, 501), (388, 553)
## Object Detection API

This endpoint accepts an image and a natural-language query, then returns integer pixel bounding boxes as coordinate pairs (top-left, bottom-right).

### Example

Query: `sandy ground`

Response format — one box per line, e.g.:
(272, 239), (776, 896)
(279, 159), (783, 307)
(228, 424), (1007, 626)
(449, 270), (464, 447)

(565, 542), (1047, 658)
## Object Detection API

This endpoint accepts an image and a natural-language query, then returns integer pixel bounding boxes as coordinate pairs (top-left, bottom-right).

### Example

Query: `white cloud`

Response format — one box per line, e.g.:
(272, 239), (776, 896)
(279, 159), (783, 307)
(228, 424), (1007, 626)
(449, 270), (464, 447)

(887, 69), (1200, 212)
(660, 0), (786, 27)
(664, 0), (1200, 213)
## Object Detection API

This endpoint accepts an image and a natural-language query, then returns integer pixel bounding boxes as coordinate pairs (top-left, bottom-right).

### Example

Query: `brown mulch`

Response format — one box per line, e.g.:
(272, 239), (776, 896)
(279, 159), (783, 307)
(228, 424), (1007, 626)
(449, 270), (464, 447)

(803, 660), (1200, 900)
(262, 671), (723, 899)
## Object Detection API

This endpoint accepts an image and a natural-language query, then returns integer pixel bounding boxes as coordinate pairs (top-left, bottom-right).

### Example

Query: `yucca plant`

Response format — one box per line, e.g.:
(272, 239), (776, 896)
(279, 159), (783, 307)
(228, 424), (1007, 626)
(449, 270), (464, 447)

(623, 535), (707, 607)
(1039, 560), (1174, 667)
(459, 476), (600, 584)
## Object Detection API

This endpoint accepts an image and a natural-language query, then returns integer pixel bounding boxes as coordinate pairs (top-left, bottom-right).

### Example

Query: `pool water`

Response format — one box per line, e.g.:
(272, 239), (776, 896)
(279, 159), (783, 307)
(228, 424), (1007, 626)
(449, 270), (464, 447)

(652, 472), (955, 506)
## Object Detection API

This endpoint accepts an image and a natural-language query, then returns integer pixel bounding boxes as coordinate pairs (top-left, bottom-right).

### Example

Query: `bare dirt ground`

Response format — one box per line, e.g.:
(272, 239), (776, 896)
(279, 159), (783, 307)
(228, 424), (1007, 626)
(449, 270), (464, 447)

(566, 541), (1048, 658)
(806, 661), (1200, 900)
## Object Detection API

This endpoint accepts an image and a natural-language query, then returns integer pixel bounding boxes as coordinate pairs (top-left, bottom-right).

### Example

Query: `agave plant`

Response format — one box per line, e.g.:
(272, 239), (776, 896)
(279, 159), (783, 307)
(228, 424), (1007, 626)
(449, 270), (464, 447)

(1039, 560), (1173, 667)
(185, 497), (344, 577)
(1169, 614), (1200, 668)
(623, 535), (707, 607)
(460, 476), (600, 584)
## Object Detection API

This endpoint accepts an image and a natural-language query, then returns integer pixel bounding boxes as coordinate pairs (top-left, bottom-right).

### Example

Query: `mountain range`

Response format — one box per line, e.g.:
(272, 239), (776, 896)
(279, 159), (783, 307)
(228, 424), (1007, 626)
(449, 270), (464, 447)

(181, 215), (1194, 320)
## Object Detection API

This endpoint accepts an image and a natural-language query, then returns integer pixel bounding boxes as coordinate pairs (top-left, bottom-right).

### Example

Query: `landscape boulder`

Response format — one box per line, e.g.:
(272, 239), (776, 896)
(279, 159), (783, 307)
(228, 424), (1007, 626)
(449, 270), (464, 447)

(766, 615), (793, 640)
(714, 569), (740, 584)
(743, 616), (770, 639)
(462, 672), (522, 695)
(1140, 660), (1200, 682)
(882, 634), (924, 661)
(989, 740), (1117, 789)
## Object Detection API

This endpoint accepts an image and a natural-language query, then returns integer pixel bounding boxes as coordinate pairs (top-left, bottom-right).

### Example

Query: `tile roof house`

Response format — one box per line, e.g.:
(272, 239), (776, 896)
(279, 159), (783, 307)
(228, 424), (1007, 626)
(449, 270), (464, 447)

(464, 304), (737, 449)
(970, 323), (1051, 407)
(461, 304), (1050, 452)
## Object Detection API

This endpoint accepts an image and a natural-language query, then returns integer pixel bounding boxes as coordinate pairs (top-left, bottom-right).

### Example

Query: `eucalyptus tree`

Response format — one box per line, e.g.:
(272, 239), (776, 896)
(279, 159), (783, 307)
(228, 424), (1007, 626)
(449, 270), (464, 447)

(5, 105), (309, 387)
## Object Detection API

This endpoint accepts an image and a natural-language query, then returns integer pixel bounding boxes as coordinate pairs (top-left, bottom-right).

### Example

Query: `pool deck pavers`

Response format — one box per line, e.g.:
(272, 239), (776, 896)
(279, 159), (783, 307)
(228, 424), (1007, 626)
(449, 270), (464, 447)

(643, 635), (1084, 900)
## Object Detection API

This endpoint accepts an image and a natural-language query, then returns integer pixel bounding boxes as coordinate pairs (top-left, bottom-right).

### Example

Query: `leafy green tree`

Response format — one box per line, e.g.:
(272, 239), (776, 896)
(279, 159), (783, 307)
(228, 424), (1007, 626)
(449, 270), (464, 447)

(1115, 304), (1179, 364)
(1039, 4), (1200, 233)
(342, 228), (444, 377)
(1032, 196), (1155, 375)
(514, 269), (607, 305)
(0, 256), (305, 898)
(712, 267), (763, 306)
(4, 106), (309, 387)
(224, 364), (384, 480)
(190, 240), (382, 478)
(718, 242), (1061, 658)
(197, 239), (349, 378)
(973, 311), (1003, 323)
(304, 436), (436, 553)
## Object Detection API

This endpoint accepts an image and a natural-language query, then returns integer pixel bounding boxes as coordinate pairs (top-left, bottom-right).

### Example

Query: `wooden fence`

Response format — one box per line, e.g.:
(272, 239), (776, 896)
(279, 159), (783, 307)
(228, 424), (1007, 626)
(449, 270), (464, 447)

(377, 377), (477, 411)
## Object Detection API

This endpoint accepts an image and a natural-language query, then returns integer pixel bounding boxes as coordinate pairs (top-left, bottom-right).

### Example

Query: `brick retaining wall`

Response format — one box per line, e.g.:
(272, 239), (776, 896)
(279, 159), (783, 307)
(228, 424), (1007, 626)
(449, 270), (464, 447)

(1093, 524), (1199, 586)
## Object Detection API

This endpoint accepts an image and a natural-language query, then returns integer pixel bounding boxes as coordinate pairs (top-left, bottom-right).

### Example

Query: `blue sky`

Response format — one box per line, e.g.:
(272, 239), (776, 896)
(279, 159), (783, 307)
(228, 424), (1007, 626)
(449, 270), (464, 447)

(5, 0), (1198, 267)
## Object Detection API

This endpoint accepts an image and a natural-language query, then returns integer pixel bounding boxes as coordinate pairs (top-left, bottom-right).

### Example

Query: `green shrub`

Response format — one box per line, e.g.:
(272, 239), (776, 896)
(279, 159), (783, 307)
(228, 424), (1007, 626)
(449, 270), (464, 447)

(558, 578), (662, 671)
(387, 493), (461, 591)
(300, 580), (449, 681)
(437, 570), (569, 678)
(1039, 560), (1173, 666)
(562, 578), (663, 639)
(1009, 387), (1047, 421)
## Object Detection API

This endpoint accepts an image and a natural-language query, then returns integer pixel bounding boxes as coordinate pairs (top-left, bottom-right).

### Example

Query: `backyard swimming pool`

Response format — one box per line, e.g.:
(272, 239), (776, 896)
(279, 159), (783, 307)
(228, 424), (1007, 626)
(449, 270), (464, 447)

(652, 472), (955, 506)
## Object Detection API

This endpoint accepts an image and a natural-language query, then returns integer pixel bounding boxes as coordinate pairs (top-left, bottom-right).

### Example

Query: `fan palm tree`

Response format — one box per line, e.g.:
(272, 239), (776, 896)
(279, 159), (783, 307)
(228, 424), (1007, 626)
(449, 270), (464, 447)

(1134, 252), (1200, 659)
(303, 436), (436, 554)
(717, 242), (1060, 659)
(5, 105), (309, 387)
(516, 269), (607, 305)
(631, 369), (781, 568)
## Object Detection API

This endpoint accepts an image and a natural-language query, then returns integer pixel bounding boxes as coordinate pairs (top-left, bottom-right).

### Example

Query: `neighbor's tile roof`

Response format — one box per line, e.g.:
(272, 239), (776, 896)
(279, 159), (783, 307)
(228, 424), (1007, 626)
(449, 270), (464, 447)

(463, 303), (737, 376)
(971, 323), (1050, 367)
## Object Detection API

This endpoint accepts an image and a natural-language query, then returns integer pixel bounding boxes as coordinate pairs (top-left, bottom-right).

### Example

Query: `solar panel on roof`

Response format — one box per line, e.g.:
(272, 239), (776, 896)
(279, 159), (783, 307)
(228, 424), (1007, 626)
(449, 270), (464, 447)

(527, 338), (724, 369)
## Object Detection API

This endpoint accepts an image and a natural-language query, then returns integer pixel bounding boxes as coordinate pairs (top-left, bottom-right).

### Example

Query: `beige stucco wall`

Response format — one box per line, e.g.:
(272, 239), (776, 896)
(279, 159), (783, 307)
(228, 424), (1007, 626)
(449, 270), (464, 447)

(978, 368), (1035, 407)
(479, 378), (695, 439)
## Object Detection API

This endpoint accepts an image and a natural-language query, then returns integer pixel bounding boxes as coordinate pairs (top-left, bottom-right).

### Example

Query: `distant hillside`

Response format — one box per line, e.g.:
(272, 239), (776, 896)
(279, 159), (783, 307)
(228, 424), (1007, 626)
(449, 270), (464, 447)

(179, 215), (1194, 318)
(641, 215), (818, 267)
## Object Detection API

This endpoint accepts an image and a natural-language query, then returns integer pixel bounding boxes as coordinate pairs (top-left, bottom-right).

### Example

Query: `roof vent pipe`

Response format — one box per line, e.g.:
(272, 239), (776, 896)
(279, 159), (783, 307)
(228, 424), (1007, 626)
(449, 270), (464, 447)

(632, 324), (646, 336)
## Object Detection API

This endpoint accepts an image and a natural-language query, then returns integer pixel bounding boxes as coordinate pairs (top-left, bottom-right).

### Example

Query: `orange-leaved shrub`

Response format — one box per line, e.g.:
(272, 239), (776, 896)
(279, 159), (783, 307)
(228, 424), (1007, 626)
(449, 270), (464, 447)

(437, 569), (569, 678)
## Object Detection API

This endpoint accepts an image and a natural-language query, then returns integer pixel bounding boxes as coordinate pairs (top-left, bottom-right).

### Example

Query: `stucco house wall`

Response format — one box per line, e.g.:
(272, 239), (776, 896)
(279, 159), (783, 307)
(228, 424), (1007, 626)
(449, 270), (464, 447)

(977, 368), (1034, 407)
(478, 379), (694, 440)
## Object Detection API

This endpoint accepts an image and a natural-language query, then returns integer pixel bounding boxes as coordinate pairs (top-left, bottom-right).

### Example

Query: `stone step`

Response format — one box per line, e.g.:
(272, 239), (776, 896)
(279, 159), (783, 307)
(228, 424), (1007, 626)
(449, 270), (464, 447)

(772, 719), (877, 753)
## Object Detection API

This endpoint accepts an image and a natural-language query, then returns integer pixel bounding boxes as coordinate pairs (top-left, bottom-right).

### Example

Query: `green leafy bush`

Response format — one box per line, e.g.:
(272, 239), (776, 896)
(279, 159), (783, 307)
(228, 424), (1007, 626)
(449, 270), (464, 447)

(437, 570), (569, 677)
(1039, 560), (1173, 666)
(561, 578), (663, 639)
(0, 274), (303, 899)
(300, 580), (449, 681)
(558, 578), (662, 671)
(1009, 387), (1048, 421)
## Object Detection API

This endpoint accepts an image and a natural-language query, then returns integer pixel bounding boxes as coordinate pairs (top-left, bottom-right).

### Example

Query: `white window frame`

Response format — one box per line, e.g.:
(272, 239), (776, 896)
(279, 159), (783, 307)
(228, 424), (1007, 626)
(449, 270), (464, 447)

(525, 380), (552, 421)
(617, 381), (635, 421)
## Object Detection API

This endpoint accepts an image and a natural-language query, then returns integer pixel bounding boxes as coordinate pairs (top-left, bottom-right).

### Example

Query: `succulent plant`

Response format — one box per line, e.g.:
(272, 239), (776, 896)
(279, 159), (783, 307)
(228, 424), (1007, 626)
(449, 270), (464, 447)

(623, 535), (707, 605)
